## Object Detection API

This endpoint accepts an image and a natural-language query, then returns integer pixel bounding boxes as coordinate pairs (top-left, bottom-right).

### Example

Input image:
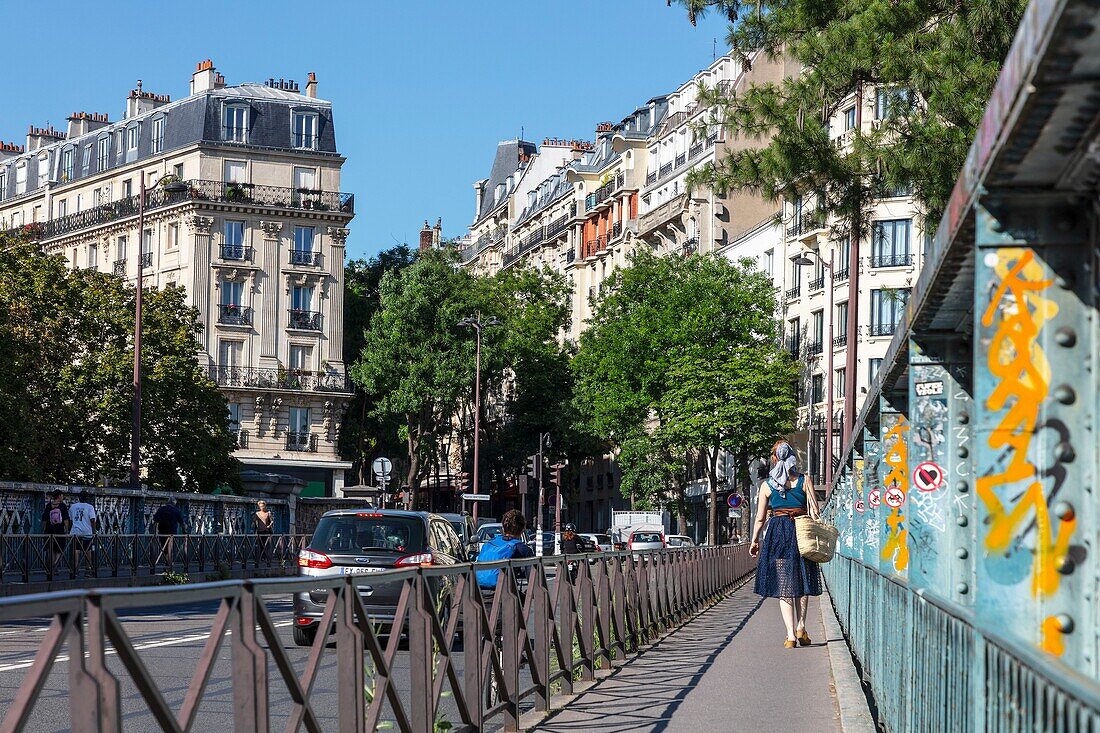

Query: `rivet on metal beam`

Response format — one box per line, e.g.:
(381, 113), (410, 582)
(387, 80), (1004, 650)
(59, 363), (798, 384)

(1053, 501), (1076, 521)
(1055, 273), (1075, 289)
(1055, 442), (1076, 463)
(956, 480), (969, 494)
(957, 446), (969, 459)
(956, 515), (969, 527)
(1056, 555), (1076, 574)
(957, 412), (970, 425)
(1055, 327), (1077, 347)
(1055, 614), (1075, 634)
(956, 582), (970, 595)
(1054, 385), (1077, 404)
(955, 547), (969, 559)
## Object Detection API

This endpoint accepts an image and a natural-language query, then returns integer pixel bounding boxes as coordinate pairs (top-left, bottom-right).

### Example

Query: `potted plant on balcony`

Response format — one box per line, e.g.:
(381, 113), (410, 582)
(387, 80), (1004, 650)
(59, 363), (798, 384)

(226, 183), (250, 203)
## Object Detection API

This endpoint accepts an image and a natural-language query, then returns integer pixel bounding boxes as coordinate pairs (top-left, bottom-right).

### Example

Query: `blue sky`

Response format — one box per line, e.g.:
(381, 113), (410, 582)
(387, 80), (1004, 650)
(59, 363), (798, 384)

(2, 1), (730, 259)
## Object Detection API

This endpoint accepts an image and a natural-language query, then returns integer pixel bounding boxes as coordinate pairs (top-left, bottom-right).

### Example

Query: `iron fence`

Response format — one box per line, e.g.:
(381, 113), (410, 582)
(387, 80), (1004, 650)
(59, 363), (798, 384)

(0, 544), (751, 732)
(0, 533), (307, 584)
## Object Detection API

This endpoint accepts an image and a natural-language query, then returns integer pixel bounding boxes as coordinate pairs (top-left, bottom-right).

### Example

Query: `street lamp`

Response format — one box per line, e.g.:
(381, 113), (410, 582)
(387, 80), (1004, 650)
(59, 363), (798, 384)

(794, 249), (836, 490)
(131, 173), (188, 488)
(536, 431), (551, 557)
(457, 315), (501, 523)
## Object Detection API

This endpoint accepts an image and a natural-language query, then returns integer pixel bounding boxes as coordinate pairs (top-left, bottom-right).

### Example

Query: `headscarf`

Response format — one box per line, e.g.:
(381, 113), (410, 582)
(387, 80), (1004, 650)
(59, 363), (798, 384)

(768, 441), (799, 498)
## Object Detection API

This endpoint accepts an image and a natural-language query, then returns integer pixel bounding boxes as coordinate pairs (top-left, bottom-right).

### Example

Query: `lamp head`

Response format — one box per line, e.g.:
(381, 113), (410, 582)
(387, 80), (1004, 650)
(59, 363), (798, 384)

(793, 255), (815, 266)
(163, 180), (187, 194)
(485, 316), (502, 328)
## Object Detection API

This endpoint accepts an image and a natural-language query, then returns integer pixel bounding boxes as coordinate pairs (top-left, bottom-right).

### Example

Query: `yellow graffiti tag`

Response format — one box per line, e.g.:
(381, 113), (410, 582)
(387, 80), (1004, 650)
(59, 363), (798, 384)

(880, 419), (909, 573)
(977, 248), (1076, 603)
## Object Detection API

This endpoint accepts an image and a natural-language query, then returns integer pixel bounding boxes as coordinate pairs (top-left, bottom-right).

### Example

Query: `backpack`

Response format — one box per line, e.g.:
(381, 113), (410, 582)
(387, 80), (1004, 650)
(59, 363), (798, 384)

(476, 537), (525, 589)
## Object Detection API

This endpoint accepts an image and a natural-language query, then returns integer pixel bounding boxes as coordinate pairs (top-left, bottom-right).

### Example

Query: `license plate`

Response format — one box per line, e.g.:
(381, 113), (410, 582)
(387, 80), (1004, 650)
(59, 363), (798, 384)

(341, 566), (385, 575)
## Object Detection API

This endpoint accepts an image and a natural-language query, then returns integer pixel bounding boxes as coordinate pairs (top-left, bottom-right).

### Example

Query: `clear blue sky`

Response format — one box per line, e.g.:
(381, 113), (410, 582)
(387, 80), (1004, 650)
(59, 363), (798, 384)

(2, 1), (729, 259)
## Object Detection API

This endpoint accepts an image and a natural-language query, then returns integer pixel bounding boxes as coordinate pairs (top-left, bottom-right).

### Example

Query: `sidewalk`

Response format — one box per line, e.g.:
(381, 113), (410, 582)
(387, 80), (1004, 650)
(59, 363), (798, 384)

(532, 580), (842, 733)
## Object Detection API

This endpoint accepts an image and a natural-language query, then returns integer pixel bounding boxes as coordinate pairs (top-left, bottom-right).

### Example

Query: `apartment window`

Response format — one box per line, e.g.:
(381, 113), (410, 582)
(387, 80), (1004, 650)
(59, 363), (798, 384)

(869, 358), (883, 384)
(836, 368), (846, 398)
(167, 222), (179, 250)
(59, 149), (72, 182)
(122, 179), (132, 198)
(15, 161), (27, 195)
(812, 310), (824, 349)
(870, 288), (910, 335)
(762, 248), (774, 278)
(92, 188), (102, 208)
(81, 145), (92, 172)
(293, 111), (318, 149)
(151, 117), (164, 154)
(289, 344), (312, 371)
(37, 155), (49, 187)
(293, 166), (316, 191)
(875, 87), (911, 120)
(222, 280), (243, 307)
(836, 301), (849, 336)
(116, 235), (128, 263)
(223, 105), (249, 142)
(57, 199), (67, 217)
(291, 285), (314, 312)
(811, 374), (824, 404)
(125, 126), (138, 152)
(224, 160), (246, 184)
(844, 106), (856, 131)
(218, 339), (243, 368)
(0, 169), (6, 200)
(141, 229), (154, 268)
(97, 137), (109, 170)
(789, 256), (802, 287)
(87, 244), (98, 270)
(787, 317), (801, 356)
(871, 219), (912, 267)
(224, 220), (245, 259)
(227, 403), (240, 432)
(289, 407), (310, 435)
(173, 163), (184, 180)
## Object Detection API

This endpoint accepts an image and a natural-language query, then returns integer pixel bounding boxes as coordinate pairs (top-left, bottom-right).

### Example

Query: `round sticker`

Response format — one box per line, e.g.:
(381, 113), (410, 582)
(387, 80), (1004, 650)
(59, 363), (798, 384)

(855, 499), (866, 514)
(868, 488), (881, 507)
(884, 486), (906, 508)
(912, 461), (945, 492)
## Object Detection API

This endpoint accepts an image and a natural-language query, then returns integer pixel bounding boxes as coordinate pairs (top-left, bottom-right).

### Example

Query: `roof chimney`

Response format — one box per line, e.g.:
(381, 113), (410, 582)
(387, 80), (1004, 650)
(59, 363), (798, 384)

(66, 112), (111, 139)
(190, 59), (217, 95)
(305, 72), (317, 98)
(419, 220), (434, 252)
(473, 180), (486, 218)
(0, 141), (25, 162)
(126, 80), (171, 119)
(26, 125), (66, 152)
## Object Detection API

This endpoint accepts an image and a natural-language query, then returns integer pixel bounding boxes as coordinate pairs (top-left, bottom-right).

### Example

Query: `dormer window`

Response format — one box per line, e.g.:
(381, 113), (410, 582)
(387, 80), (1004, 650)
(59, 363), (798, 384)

(97, 137), (110, 170)
(127, 126), (139, 151)
(151, 117), (165, 153)
(37, 154), (49, 188)
(15, 161), (27, 195)
(0, 168), (6, 200)
(61, 148), (74, 181)
(224, 105), (249, 143)
(292, 111), (318, 149)
(495, 183), (505, 203)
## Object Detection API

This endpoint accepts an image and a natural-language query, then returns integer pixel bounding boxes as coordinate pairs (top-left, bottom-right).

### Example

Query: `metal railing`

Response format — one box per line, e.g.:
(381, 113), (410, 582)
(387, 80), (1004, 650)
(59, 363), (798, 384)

(0, 545), (752, 732)
(220, 244), (254, 262)
(140, 252), (152, 268)
(869, 252), (913, 268)
(209, 365), (352, 393)
(832, 334), (847, 348)
(834, 266), (850, 282)
(646, 171), (657, 185)
(288, 309), (322, 330)
(0, 532), (306, 584)
(869, 322), (897, 336)
(217, 303), (252, 326)
(286, 431), (318, 452)
(112, 259), (126, 277)
(784, 285), (801, 301)
(289, 249), (321, 266)
(809, 275), (825, 291)
(808, 341), (824, 356)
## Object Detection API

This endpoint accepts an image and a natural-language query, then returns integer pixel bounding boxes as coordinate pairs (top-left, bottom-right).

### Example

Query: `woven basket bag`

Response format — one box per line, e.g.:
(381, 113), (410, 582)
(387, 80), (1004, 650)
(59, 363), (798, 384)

(794, 515), (839, 563)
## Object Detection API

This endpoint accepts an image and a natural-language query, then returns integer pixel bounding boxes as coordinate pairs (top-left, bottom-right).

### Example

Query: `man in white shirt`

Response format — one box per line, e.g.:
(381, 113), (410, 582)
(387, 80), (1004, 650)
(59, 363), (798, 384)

(68, 492), (98, 577)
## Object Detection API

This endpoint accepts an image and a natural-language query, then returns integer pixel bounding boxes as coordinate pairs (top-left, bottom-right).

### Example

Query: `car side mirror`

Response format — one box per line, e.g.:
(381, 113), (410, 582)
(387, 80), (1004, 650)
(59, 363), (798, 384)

(466, 542), (479, 560)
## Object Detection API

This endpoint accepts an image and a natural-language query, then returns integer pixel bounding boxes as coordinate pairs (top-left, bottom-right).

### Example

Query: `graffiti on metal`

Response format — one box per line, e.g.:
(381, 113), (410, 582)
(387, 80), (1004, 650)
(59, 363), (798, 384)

(879, 416), (910, 576)
(977, 247), (1075, 655)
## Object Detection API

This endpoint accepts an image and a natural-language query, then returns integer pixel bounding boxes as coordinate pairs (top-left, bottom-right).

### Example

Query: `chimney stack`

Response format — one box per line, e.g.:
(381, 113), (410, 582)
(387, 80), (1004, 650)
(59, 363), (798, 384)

(66, 112), (110, 139)
(473, 180), (486, 217)
(26, 125), (66, 152)
(305, 72), (317, 98)
(190, 59), (217, 95)
(419, 220), (434, 252)
(126, 80), (171, 119)
(433, 217), (442, 247)
(0, 141), (25, 162)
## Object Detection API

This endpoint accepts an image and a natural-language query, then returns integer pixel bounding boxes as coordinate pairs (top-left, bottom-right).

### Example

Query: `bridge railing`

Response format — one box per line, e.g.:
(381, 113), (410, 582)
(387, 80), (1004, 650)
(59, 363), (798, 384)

(0, 544), (753, 733)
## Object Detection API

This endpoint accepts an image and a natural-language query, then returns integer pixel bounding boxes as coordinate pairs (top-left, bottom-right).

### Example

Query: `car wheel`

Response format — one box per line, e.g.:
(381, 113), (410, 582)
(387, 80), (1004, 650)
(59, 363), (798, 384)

(293, 624), (317, 647)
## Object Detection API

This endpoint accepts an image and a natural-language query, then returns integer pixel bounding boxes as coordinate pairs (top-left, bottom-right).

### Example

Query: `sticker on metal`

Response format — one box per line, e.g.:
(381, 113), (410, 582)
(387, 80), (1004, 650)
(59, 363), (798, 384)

(884, 486), (906, 508)
(912, 461), (945, 492)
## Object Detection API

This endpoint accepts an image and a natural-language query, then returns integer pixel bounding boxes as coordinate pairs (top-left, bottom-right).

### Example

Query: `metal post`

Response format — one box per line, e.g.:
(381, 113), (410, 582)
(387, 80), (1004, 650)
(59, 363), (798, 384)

(537, 435), (544, 557)
(130, 178), (146, 488)
(472, 324), (481, 526)
(825, 248), (835, 489)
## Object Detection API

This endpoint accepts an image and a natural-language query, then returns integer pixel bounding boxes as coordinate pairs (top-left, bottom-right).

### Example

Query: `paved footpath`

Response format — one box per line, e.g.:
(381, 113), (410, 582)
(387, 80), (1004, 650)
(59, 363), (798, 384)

(532, 579), (842, 733)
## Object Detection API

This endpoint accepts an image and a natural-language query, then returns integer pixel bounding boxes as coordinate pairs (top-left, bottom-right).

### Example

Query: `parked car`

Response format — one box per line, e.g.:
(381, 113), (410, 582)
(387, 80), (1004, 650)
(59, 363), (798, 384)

(666, 535), (696, 548)
(439, 512), (478, 556)
(293, 509), (466, 646)
(628, 530), (667, 551)
(580, 533), (614, 552)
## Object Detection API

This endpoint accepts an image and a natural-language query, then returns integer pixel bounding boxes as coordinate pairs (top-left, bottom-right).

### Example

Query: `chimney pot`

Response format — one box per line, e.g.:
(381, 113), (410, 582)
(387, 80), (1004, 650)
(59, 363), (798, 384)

(305, 72), (318, 98)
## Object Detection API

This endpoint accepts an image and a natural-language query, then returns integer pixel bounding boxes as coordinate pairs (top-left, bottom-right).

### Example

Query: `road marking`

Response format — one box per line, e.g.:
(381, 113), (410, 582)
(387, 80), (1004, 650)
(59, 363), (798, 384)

(0, 620), (294, 672)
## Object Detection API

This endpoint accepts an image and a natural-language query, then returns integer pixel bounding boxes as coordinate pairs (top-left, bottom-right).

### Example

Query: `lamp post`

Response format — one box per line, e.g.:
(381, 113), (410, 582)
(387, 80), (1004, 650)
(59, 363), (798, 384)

(795, 248), (835, 490)
(131, 173), (188, 488)
(458, 315), (501, 524)
(535, 432), (551, 557)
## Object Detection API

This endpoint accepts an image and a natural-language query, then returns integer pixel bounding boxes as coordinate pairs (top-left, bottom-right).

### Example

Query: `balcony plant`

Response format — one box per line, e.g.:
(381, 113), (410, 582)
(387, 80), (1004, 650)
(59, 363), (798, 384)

(225, 183), (250, 203)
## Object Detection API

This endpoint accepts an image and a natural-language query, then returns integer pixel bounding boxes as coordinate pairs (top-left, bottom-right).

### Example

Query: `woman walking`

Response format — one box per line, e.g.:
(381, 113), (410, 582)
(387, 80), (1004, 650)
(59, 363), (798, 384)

(749, 441), (823, 648)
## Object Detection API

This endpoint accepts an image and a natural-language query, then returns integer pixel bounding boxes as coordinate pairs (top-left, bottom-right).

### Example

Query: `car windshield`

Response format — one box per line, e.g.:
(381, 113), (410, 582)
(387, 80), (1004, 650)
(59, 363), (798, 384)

(594, 535), (611, 545)
(311, 515), (425, 554)
(448, 521), (465, 540)
(477, 525), (502, 542)
(633, 532), (662, 543)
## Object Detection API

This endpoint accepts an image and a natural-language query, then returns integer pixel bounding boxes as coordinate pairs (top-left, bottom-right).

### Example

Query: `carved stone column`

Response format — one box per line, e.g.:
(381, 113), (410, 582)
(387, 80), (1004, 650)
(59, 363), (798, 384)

(187, 216), (215, 357)
(326, 227), (350, 364)
(259, 221), (284, 363)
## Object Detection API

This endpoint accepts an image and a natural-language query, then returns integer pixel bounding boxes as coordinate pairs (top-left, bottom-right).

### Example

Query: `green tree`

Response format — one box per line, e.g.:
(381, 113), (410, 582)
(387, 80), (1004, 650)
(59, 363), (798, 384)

(676, 0), (1025, 231)
(0, 238), (238, 490)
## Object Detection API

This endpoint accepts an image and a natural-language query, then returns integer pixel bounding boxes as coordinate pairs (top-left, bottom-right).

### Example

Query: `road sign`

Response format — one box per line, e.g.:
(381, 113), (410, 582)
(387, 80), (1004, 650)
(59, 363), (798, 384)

(372, 457), (392, 478)
(727, 494), (744, 509)
(868, 488), (881, 507)
(728, 509), (742, 519)
(884, 486), (906, 508)
(855, 499), (866, 514)
(462, 493), (490, 502)
(912, 461), (944, 492)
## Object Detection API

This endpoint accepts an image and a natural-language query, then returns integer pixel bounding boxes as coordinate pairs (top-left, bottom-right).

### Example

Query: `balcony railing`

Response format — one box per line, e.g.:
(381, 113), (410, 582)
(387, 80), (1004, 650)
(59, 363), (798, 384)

(787, 340), (801, 359)
(611, 222), (622, 240)
(683, 237), (699, 255)
(209, 365), (352, 393)
(140, 252), (153, 268)
(546, 215), (569, 238)
(659, 163), (673, 178)
(784, 285), (801, 301)
(809, 275), (825, 291)
(834, 267), (850, 283)
(646, 171), (657, 185)
(565, 249), (576, 264)
(286, 432), (318, 452)
(5, 179), (354, 243)
(870, 252), (913, 268)
(218, 304), (252, 326)
(288, 309), (322, 331)
(689, 141), (704, 159)
(833, 334), (848, 348)
(870, 322), (898, 337)
(113, 259), (127, 277)
(231, 428), (249, 449)
(808, 341), (824, 356)
(675, 153), (686, 168)
(290, 249), (321, 266)
(221, 244), (254, 262)
(585, 239), (597, 257)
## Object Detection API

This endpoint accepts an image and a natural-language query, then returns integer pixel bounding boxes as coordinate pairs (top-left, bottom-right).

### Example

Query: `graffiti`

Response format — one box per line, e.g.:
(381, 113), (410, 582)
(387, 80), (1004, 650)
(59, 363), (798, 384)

(880, 418), (910, 573)
(978, 248), (1076, 656)
(910, 485), (946, 532)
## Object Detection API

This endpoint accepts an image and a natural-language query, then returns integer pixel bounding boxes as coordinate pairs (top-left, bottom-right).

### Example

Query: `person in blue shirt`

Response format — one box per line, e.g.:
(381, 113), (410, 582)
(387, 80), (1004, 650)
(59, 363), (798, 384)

(476, 509), (534, 589)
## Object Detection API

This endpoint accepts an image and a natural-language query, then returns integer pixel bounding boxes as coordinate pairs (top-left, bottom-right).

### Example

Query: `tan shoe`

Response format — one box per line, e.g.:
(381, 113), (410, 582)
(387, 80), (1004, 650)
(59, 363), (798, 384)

(783, 639), (797, 649)
(797, 630), (811, 646)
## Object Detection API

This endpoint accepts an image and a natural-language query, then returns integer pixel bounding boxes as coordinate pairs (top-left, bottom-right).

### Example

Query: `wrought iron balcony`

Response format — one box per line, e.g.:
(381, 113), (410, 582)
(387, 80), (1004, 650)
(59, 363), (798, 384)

(646, 171), (657, 185)
(585, 193), (598, 211)
(140, 252), (153, 268)
(231, 428), (249, 449)
(611, 222), (622, 239)
(833, 334), (848, 348)
(706, 131), (718, 146)
(787, 339), (801, 359)
(290, 249), (321, 266)
(675, 153), (686, 168)
(870, 252), (913, 268)
(565, 249), (576, 264)
(689, 141), (704, 159)
(286, 432), (318, 452)
(683, 237), (699, 255)
(113, 259), (127, 277)
(288, 309), (322, 331)
(221, 244), (254, 262)
(209, 365), (352, 393)
(5, 179), (354, 243)
(218, 304), (252, 326)
(870, 322), (898, 337)
(808, 341), (824, 356)
(585, 239), (597, 257)
(809, 275), (825, 291)
(659, 163), (673, 178)
(546, 215), (569, 238)
(784, 285), (801, 301)
(834, 267), (850, 283)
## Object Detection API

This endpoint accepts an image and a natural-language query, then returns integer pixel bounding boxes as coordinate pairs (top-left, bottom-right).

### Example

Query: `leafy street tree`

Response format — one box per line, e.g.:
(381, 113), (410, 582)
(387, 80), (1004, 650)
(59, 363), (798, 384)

(573, 251), (796, 543)
(340, 245), (418, 485)
(0, 238), (239, 491)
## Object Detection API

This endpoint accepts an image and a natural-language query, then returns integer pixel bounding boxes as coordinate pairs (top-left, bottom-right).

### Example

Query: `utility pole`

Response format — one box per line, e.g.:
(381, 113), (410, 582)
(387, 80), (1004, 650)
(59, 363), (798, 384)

(458, 315), (501, 525)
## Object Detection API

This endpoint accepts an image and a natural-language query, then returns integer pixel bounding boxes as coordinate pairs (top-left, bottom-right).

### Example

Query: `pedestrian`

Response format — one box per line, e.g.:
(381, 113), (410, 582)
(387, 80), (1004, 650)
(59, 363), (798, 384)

(559, 523), (581, 582)
(253, 500), (274, 565)
(748, 440), (822, 648)
(152, 498), (186, 569)
(68, 492), (98, 578)
(476, 509), (534, 591)
(41, 490), (70, 576)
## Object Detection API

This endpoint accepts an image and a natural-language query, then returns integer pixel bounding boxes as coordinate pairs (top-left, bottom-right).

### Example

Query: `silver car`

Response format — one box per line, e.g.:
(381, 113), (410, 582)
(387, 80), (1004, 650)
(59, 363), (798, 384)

(580, 533), (613, 552)
(667, 535), (696, 548)
(628, 530), (666, 551)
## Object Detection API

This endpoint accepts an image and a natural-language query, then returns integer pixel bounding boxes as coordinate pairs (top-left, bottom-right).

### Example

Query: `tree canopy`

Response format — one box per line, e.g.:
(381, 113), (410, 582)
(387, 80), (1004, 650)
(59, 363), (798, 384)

(0, 237), (239, 491)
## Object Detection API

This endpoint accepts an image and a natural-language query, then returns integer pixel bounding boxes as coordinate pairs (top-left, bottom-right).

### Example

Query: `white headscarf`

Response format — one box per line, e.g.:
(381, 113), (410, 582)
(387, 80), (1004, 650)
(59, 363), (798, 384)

(768, 441), (799, 498)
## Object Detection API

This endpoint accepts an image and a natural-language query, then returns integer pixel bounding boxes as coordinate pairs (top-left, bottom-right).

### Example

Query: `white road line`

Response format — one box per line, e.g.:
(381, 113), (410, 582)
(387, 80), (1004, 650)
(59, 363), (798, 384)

(0, 620), (294, 672)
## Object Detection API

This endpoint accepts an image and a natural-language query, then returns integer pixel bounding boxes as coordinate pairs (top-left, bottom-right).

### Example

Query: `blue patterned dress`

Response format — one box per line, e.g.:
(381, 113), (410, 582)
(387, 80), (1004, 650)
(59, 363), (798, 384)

(753, 474), (822, 599)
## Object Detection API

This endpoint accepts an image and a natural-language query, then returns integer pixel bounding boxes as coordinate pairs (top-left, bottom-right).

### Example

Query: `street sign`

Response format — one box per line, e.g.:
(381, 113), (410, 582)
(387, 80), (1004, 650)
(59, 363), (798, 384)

(727, 494), (744, 509)
(884, 485), (906, 508)
(868, 488), (881, 507)
(372, 457), (392, 478)
(728, 509), (742, 519)
(912, 461), (944, 492)
(855, 499), (866, 513)
(462, 493), (490, 502)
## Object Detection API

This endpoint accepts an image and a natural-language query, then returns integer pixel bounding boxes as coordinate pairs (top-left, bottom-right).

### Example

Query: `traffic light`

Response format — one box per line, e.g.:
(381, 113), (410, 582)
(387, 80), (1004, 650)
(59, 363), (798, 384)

(551, 463), (564, 489)
(526, 454), (540, 480)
